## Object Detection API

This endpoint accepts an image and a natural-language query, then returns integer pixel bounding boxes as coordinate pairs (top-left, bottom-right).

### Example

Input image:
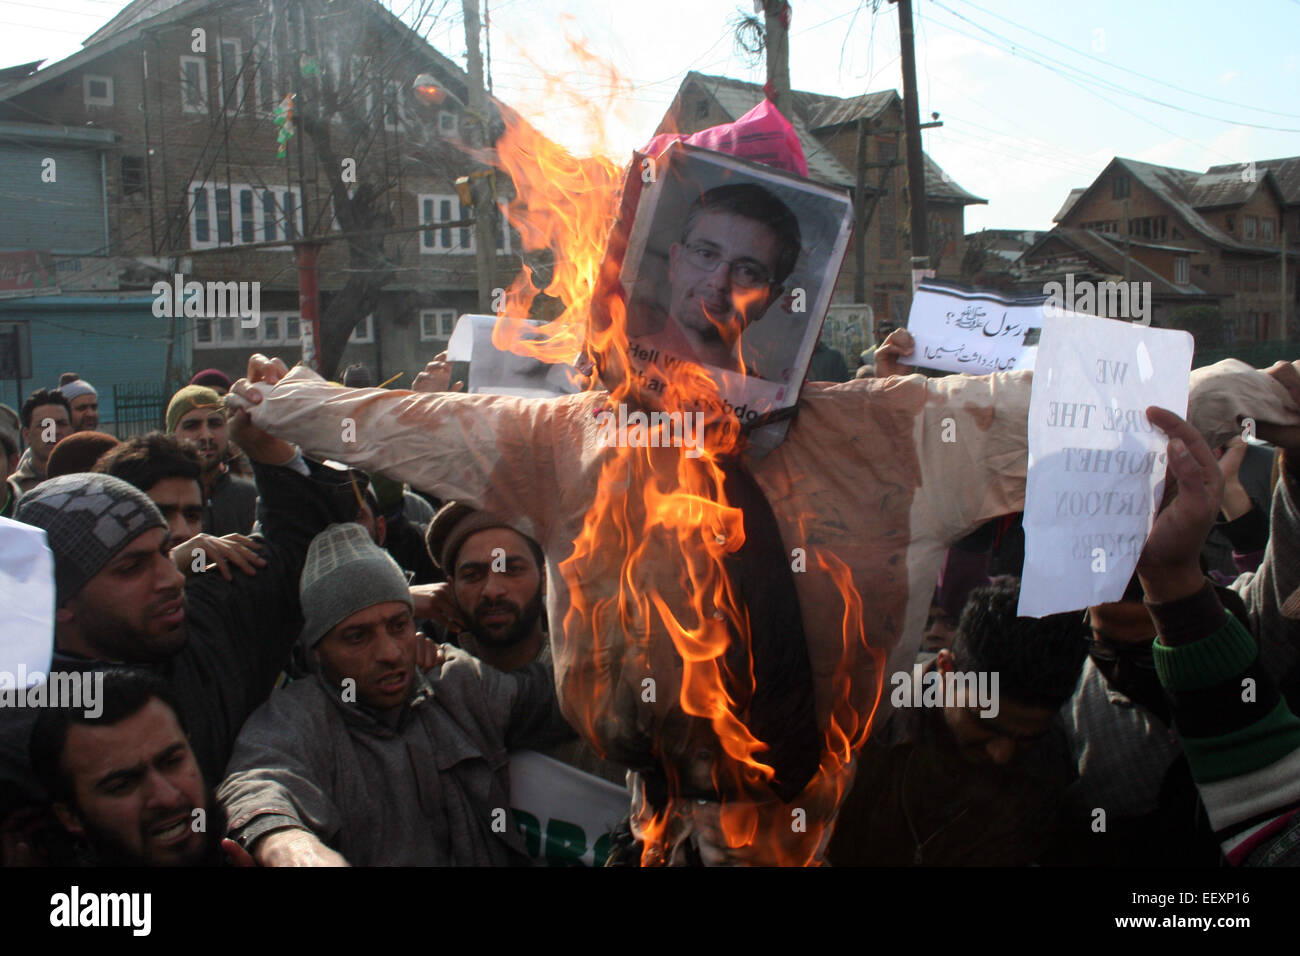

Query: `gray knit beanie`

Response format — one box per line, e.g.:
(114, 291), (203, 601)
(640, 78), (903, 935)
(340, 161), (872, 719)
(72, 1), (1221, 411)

(14, 473), (166, 606)
(300, 523), (413, 647)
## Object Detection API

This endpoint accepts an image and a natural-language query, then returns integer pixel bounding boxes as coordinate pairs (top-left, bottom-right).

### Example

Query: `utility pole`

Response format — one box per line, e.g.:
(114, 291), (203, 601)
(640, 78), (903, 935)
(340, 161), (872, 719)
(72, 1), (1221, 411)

(1281, 229), (1288, 341)
(892, 0), (928, 269)
(462, 0), (495, 314)
(854, 118), (868, 304)
(762, 1), (791, 116)
(853, 120), (939, 311)
(298, 242), (323, 371)
(1123, 197), (1131, 286)
(287, 0), (323, 369)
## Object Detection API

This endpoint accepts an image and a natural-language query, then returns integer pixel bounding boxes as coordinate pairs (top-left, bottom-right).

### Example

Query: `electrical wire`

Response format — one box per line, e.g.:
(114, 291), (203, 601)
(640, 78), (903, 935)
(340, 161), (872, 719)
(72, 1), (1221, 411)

(929, 0), (1300, 134)
(959, 0), (1299, 121)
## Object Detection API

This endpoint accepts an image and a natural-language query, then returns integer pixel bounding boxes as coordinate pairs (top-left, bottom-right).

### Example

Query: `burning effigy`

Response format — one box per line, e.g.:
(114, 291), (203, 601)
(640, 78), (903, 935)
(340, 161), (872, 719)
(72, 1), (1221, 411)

(228, 73), (1300, 866)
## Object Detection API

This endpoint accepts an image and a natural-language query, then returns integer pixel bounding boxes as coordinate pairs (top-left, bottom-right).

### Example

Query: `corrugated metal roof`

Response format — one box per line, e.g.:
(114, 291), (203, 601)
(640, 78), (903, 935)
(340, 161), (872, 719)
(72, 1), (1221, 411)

(83, 0), (189, 46)
(0, 0), (206, 101)
(1053, 187), (1086, 223)
(0, 60), (44, 84)
(924, 152), (986, 205)
(1188, 169), (1259, 209)
(1119, 157), (1202, 200)
(1115, 158), (1255, 252)
(1022, 225), (1207, 296)
(0, 121), (117, 146)
(1053, 156), (1296, 253)
(3, 0), (470, 107)
(1256, 157), (1300, 204)
(793, 89), (897, 130)
(1204, 156), (1300, 205)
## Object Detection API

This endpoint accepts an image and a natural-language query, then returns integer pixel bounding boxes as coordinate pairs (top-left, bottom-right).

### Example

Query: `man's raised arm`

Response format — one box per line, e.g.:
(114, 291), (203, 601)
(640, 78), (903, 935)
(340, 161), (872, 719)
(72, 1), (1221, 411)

(227, 354), (571, 543)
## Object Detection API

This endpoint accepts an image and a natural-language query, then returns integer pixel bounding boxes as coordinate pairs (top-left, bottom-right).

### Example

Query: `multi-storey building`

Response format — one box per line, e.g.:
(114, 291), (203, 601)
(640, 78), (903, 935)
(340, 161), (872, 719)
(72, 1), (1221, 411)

(0, 0), (523, 413)
(1022, 156), (1299, 348)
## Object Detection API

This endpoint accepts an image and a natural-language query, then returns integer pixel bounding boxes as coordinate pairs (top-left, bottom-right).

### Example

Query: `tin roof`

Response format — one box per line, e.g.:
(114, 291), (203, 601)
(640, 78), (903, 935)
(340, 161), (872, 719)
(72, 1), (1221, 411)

(924, 152), (986, 205)
(1022, 225), (1209, 296)
(792, 89), (898, 130)
(1188, 168), (1261, 209)
(1109, 158), (1255, 252)
(1203, 156), (1300, 206)
(1053, 187), (1087, 223)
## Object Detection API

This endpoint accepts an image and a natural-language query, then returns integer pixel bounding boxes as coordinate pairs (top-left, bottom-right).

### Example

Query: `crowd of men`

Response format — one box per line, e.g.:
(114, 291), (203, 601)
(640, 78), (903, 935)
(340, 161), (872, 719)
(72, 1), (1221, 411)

(0, 337), (1296, 869)
(6, 180), (1300, 874)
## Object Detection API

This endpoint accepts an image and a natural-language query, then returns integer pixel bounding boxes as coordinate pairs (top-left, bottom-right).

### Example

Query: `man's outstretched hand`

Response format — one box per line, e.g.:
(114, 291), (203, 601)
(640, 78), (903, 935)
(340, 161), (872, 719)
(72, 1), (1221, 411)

(228, 354), (296, 465)
(1137, 406), (1224, 603)
(250, 828), (349, 867)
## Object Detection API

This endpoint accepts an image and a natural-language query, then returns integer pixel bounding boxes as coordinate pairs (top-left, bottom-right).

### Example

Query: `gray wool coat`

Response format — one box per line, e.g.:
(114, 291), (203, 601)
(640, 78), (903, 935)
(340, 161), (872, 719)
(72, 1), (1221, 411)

(218, 647), (575, 866)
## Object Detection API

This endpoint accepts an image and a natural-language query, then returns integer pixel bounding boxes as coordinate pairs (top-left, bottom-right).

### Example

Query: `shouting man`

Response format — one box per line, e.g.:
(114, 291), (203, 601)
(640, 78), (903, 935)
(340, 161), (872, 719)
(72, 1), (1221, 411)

(29, 668), (230, 866)
(218, 523), (574, 866)
(1, 405), (358, 861)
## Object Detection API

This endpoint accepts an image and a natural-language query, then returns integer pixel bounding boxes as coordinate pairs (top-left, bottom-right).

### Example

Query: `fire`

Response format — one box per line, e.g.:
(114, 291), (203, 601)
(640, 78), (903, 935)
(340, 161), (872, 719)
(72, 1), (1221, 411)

(468, 38), (884, 864)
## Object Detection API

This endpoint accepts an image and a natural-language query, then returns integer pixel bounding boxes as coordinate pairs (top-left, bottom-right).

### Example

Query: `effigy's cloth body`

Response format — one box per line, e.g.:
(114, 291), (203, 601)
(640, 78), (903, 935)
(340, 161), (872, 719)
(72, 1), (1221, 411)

(240, 358), (1297, 863)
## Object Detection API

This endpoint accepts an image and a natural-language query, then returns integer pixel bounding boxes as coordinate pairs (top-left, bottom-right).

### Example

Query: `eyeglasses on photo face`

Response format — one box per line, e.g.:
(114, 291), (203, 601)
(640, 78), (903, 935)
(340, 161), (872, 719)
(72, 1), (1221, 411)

(681, 241), (775, 289)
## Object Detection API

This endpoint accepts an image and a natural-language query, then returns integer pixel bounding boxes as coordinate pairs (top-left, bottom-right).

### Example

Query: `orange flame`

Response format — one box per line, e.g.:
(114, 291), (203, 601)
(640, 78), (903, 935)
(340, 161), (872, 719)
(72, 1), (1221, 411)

(470, 38), (883, 864)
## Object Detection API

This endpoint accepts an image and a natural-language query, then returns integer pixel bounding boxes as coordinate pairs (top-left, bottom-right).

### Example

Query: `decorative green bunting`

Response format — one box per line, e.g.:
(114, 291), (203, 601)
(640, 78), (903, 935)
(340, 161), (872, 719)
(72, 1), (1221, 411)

(274, 93), (296, 158)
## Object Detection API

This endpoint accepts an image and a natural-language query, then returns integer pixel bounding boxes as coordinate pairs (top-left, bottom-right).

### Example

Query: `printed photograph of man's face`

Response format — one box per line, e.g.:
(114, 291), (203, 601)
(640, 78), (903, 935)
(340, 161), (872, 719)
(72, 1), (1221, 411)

(660, 183), (800, 376)
(622, 149), (851, 388)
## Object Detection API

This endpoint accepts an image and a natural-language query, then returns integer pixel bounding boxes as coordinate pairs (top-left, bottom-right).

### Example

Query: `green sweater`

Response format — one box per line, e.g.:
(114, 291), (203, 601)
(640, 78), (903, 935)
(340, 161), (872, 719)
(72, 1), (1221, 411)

(1151, 582), (1300, 865)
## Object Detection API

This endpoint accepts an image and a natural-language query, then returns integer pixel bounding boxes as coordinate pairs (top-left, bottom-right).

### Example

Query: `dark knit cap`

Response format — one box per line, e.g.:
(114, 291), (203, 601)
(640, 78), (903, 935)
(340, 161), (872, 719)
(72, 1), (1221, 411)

(15, 473), (166, 606)
(300, 524), (413, 648)
(45, 431), (120, 479)
(426, 501), (524, 573)
(190, 368), (233, 391)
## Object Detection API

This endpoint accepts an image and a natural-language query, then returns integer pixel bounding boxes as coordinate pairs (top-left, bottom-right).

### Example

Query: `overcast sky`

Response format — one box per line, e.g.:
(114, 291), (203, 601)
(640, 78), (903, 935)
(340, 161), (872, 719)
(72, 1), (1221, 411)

(4, 0), (1298, 232)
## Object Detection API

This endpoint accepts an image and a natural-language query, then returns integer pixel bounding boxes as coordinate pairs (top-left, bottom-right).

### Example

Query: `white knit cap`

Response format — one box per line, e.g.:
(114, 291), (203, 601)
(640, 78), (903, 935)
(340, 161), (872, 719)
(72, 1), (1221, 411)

(60, 380), (97, 401)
